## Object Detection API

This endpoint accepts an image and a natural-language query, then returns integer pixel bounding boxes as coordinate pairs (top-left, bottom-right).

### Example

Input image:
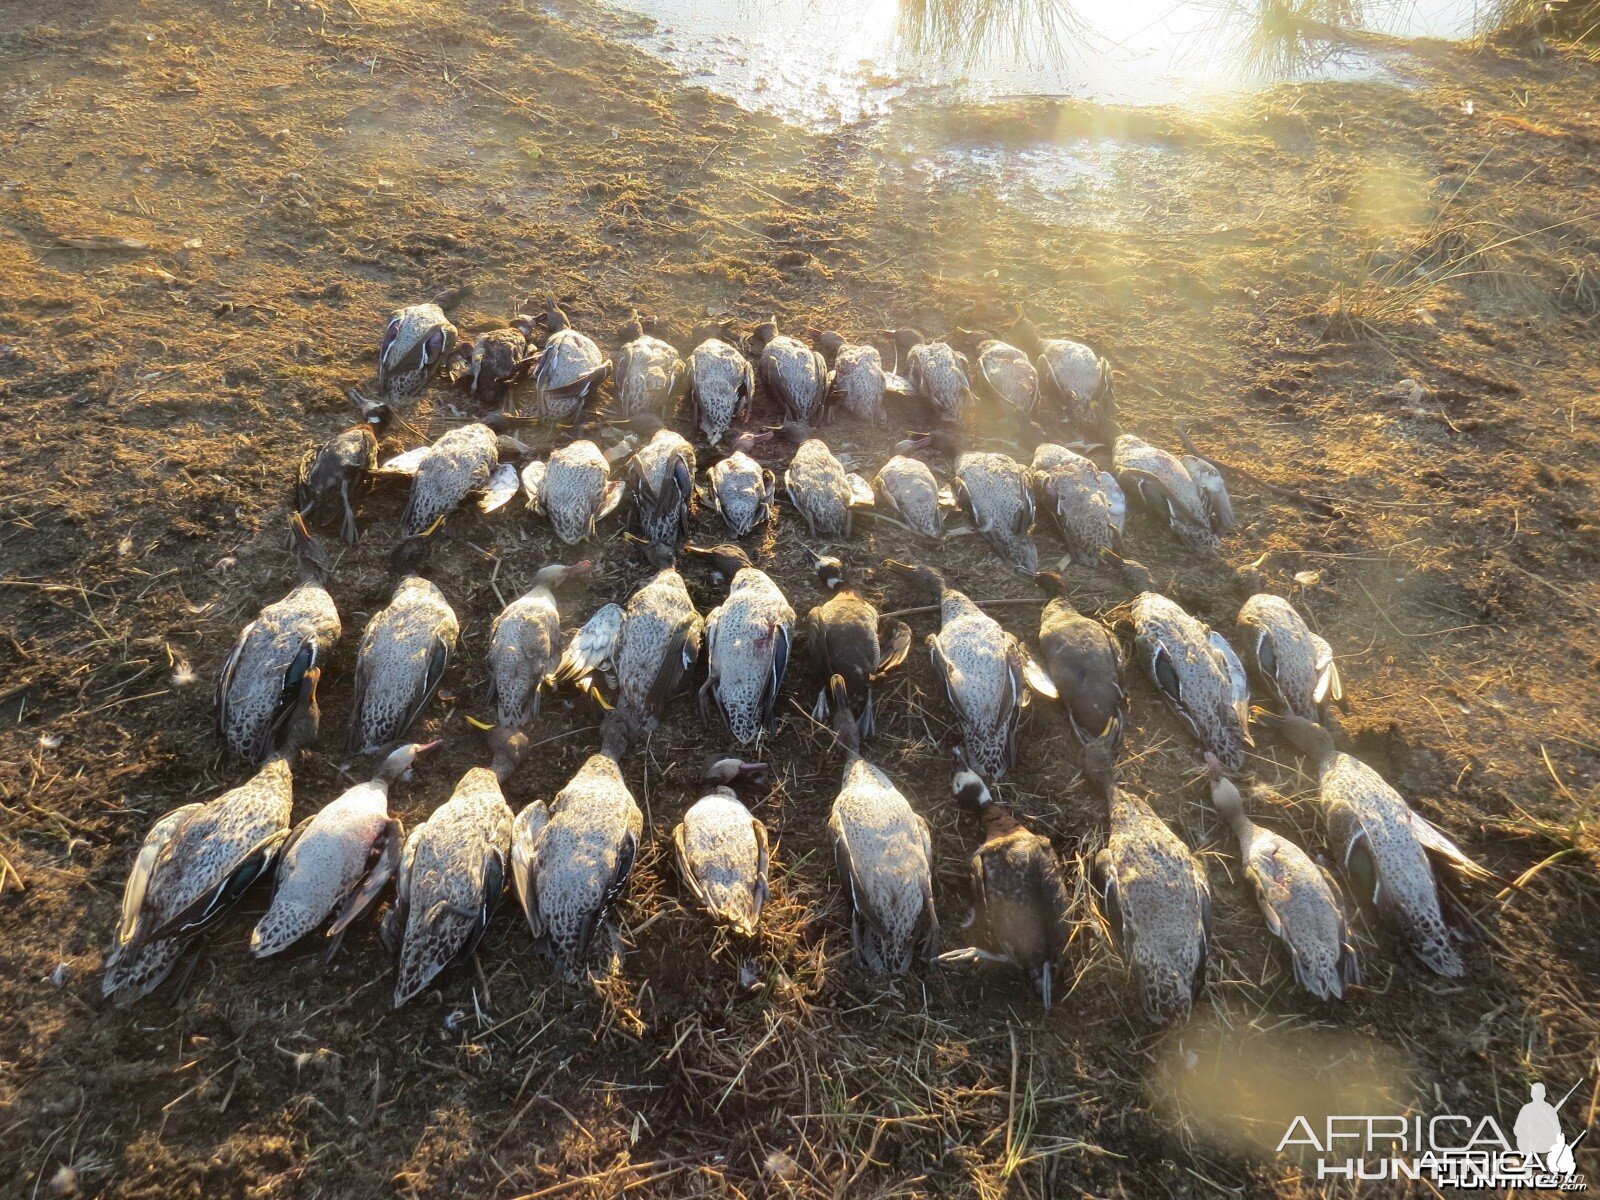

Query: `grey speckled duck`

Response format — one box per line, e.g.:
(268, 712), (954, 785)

(522, 437), (630, 545)
(784, 434), (874, 540)
(556, 566), (704, 729)
(251, 740), (437, 960)
(941, 766), (1071, 1007)
(1207, 756), (1358, 1000)
(1085, 743), (1211, 1024)
(1010, 317), (1115, 441)
(217, 514), (341, 764)
(802, 550), (911, 741)
(1258, 714), (1491, 977)
(347, 552), (459, 755)
(691, 544), (796, 746)
(958, 330), (1038, 418)
(1238, 594), (1342, 722)
(705, 430), (776, 537)
(826, 677), (938, 975)
(1033, 571), (1127, 749)
(1113, 434), (1223, 554)
(886, 563), (1052, 783)
(689, 322), (755, 445)
(384, 416), (526, 540)
(298, 410), (381, 545)
(628, 422), (697, 549)
(1031, 441), (1125, 564)
(615, 313), (687, 417)
(815, 331), (897, 424)
(675, 787), (770, 940)
(487, 562), (593, 730)
(378, 303), (457, 406)
(954, 451), (1040, 575)
(888, 327), (970, 424)
(511, 713), (642, 980)
(1132, 592), (1252, 773)
(753, 318), (828, 425)
(530, 297), (611, 425)
(383, 763), (514, 1007)
(873, 454), (952, 541)
(103, 742), (305, 1006)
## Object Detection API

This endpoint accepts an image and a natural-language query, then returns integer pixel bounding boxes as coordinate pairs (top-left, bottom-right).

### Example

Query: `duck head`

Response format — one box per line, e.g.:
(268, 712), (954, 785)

(895, 427), (963, 457)
(617, 310), (647, 343)
(700, 753), (768, 786)
(1204, 752), (1248, 824)
(599, 709), (639, 762)
(692, 316), (742, 348)
(811, 329), (847, 360)
(542, 294), (572, 336)
(389, 519), (442, 578)
(748, 316), (781, 348)
(1008, 312), (1042, 357)
(352, 390), (394, 430)
(951, 747), (992, 809)
(488, 726), (531, 782)
(283, 667), (322, 755)
(1254, 710), (1336, 764)
(376, 739), (443, 785)
(1031, 569), (1069, 600)
(532, 560), (593, 591)
(880, 327), (925, 358)
(289, 511), (335, 584)
(684, 541), (753, 585)
(730, 429), (774, 454)
(884, 559), (945, 597)
(803, 546), (848, 592)
(1080, 731), (1119, 800)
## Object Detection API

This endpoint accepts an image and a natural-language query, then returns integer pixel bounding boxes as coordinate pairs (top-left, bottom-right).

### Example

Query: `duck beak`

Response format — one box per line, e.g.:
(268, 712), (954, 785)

(738, 761), (768, 777)
(1204, 752), (1222, 783)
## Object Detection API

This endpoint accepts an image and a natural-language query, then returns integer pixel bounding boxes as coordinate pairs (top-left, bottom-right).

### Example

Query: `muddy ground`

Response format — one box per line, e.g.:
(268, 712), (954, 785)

(1, 0), (1598, 1196)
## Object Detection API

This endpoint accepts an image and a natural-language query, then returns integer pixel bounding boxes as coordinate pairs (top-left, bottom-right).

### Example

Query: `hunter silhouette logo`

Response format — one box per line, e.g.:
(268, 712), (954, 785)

(1278, 1077), (1589, 1190)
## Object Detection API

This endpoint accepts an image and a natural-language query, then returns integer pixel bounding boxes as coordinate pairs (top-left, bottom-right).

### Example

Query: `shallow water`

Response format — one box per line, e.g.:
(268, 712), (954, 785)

(597, 0), (1487, 123)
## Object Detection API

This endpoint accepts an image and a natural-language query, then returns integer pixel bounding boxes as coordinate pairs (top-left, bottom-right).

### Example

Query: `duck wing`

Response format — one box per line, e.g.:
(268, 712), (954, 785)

(555, 603), (624, 686)
(324, 816), (406, 957)
(645, 613), (704, 719)
(510, 801), (551, 939)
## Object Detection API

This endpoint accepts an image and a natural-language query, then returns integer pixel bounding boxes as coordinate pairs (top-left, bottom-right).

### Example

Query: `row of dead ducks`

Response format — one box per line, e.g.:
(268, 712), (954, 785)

(108, 526), (1495, 1018)
(370, 297), (1119, 444)
(299, 401), (1235, 581)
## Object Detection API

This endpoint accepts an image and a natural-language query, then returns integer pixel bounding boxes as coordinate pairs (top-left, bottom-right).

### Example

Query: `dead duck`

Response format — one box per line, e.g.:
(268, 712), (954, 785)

(379, 415), (527, 540)
(378, 303), (457, 407)
(1132, 592), (1251, 773)
(530, 296), (611, 425)
(1084, 740), (1211, 1024)
(383, 761), (515, 1007)
(615, 312), (687, 417)
(953, 329), (1039, 419)
(1206, 754), (1359, 1001)
(486, 561), (594, 730)
(521, 436), (632, 545)
(939, 762), (1071, 1008)
(626, 418), (697, 549)
(347, 539), (460, 756)
(704, 430), (776, 537)
(102, 694), (315, 1006)
(1257, 713), (1491, 977)
(1030, 440), (1125, 564)
(782, 429), (874, 540)
(814, 330), (899, 424)
(511, 712), (643, 980)
(675, 785), (771, 942)
(825, 675), (939, 975)
(1113, 434), (1229, 554)
(217, 513), (341, 764)
(802, 549), (912, 740)
(1009, 316), (1115, 442)
(556, 565), (705, 730)
(953, 450), (1040, 576)
(885, 562), (1055, 783)
(872, 454), (953, 541)
(688, 319), (755, 445)
(753, 317), (829, 425)
(1032, 571), (1128, 750)
(250, 740), (439, 960)
(297, 396), (387, 545)
(1237, 594), (1342, 722)
(886, 327), (970, 425)
(467, 320), (537, 409)
(689, 543), (796, 746)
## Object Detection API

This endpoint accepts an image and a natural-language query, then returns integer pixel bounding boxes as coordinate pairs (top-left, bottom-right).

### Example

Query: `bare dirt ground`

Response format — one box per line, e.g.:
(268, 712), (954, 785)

(1, 1), (1598, 1196)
